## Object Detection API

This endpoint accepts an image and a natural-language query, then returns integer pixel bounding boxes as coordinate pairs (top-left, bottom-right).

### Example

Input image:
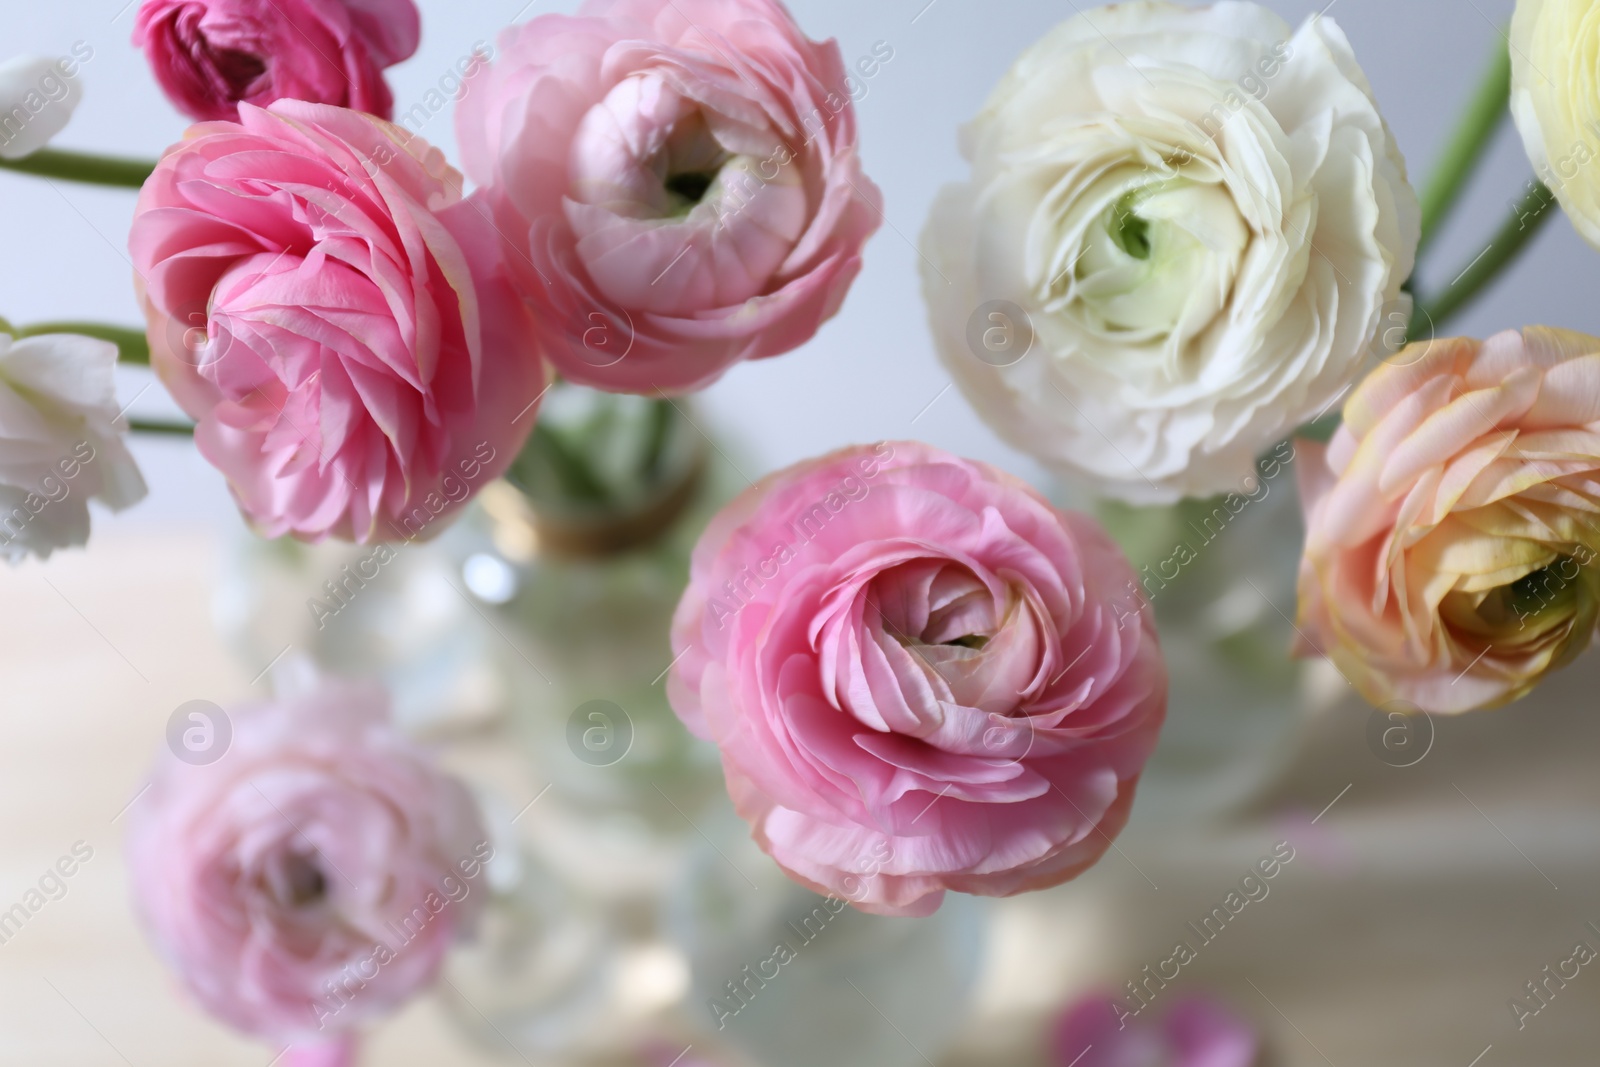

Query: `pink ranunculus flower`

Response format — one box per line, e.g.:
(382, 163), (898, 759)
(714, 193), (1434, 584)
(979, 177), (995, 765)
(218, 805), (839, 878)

(133, 0), (421, 122)
(126, 674), (493, 1044)
(456, 0), (883, 395)
(1297, 327), (1600, 714)
(669, 442), (1168, 916)
(130, 100), (545, 543)
(1052, 994), (1258, 1067)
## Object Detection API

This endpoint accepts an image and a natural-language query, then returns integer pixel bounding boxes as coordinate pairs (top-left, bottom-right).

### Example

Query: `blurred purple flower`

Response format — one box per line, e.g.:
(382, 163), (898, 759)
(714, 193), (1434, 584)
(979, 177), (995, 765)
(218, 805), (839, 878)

(1052, 994), (1257, 1067)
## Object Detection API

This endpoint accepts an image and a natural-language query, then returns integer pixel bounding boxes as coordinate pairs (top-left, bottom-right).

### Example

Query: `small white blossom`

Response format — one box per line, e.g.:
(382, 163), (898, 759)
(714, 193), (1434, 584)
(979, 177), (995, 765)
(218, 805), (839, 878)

(0, 54), (84, 160)
(0, 332), (147, 561)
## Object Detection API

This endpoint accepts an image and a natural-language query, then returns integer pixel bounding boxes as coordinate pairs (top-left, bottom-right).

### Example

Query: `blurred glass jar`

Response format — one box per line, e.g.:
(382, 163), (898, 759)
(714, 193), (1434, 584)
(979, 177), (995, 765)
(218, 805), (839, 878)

(214, 499), (506, 735)
(437, 387), (748, 1062)
(663, 800), (987, 1067)
(1086, 446), (1311, 821)
(438, 790), (703, 1063)
(456, 385), (739, 830)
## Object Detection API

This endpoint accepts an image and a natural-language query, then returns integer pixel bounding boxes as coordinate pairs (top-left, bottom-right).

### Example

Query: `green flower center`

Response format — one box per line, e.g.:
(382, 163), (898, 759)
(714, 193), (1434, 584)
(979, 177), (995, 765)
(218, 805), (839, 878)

(665, 169), (718, 207)
(1064, 169), (1249, 340)
(1475, 557), (1579, 632)
(943, 633), (991, 650)
(1109, 194), (1153, 260)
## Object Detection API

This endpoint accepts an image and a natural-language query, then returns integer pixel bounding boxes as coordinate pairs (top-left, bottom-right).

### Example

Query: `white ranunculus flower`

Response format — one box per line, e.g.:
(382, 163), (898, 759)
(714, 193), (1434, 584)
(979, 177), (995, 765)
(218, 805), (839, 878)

(0, 54), (84, 160)
(0, 333), (147, 562)
(920, 0), (1419, 503)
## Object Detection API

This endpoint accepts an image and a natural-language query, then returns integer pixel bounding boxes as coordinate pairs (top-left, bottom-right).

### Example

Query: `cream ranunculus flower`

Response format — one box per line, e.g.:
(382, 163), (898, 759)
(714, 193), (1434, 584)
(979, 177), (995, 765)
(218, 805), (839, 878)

(0, 332), (147, 562)
(1511, 0), (1600, 248)
(920, 0), (1419, 503)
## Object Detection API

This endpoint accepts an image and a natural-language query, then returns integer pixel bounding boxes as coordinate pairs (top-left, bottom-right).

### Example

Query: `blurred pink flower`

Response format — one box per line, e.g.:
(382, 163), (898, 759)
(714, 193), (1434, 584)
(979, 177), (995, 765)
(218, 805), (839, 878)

(130, 100), (545, 543)
(126, 675), (491, 1042)
(1052, 994), (1258, 1067)
(134, 0), (420, 121)
(456, 0), (882, 394)
(669, 442), (1167, 916)
(286, 1035), (358, 1067)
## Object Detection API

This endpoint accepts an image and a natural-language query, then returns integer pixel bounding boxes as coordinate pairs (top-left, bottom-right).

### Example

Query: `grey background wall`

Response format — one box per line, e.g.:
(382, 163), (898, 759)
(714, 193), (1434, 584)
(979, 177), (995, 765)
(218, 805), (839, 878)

(0, 0), (1576, 533)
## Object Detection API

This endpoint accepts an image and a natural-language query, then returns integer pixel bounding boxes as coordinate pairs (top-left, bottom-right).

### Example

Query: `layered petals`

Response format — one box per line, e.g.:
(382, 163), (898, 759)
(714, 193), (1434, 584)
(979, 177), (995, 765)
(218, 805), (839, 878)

(1511, 0), (1600, 249)
(920, 0), (1419, 503)
(456, 0), (882, 394)
(669, 442), (1168, 915)
(133, 0), (420, 121)
(0, 332), (147, 562)
(129, 100), (545, 543)
(1297, 327), (1600, 713)
(124, 674), (490, 1042)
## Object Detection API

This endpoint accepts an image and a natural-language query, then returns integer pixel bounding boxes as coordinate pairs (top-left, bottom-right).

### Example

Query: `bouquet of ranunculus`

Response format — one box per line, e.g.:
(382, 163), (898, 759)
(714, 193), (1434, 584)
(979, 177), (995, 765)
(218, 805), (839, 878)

(7, 0), (1600, 1061)
(915, 0), (1600, 723)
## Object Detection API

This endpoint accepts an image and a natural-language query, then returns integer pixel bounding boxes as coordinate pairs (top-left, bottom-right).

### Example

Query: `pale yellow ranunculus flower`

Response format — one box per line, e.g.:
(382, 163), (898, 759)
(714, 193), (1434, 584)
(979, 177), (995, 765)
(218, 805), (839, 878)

(1512, 0), (1600, 247)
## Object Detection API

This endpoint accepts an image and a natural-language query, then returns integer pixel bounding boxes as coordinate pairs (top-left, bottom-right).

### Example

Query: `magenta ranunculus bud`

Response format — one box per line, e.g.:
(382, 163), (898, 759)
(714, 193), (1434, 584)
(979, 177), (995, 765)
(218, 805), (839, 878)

(668, 442), (1169, 916)
(130, 101), (546, 543)
(125, 674), (492, 1043)
(134, 0), (421, 121)
(456, 0), (884, 395)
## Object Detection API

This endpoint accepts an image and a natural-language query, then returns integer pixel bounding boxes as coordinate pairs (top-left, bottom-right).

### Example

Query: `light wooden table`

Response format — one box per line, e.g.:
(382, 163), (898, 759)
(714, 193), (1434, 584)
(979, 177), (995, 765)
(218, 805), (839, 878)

(4, 526), (1600, 1066)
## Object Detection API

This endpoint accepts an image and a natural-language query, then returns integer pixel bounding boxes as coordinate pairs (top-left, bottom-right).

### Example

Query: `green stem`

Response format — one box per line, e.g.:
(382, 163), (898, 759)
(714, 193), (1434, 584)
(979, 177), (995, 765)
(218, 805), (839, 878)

(641, 397), (674, 485)
(0, 147), (157, 189)
(1416, 40), (1512, 257)
(1296, 411), (1343, 445)
(1410, 182), (1557, 338)
(13, 322), (149, 365)
(529, 422), (613, 505)
(127, 418), (194, 437)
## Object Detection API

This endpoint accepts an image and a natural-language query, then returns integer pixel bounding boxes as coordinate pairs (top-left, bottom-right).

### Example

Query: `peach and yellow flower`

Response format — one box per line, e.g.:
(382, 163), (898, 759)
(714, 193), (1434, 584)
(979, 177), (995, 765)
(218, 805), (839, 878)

(1296, 327), (1600, 713)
